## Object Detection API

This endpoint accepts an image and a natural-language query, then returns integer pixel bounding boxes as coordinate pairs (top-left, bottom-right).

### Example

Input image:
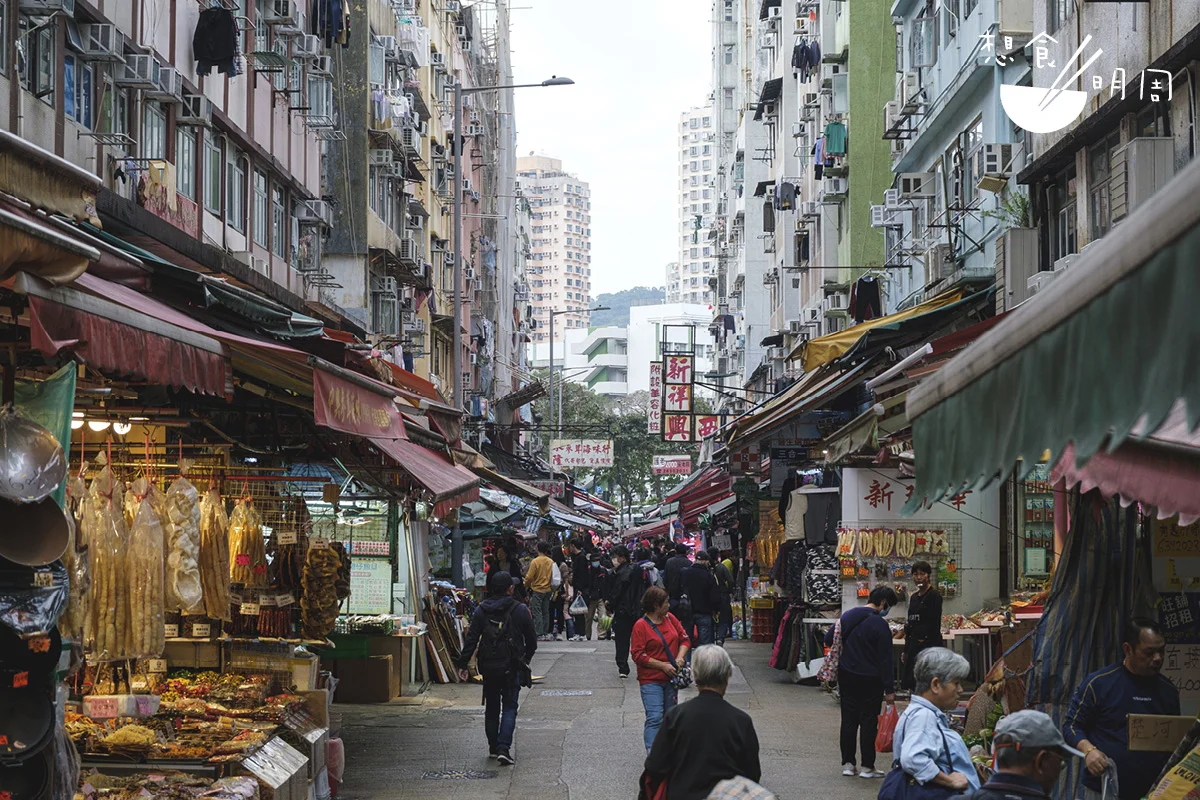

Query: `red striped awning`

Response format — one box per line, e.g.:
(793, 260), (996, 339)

(372, 435), (480, 518)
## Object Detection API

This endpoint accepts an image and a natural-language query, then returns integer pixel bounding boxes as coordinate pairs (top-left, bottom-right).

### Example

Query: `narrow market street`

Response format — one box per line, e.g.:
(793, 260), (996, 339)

(337, 641), (876, 800)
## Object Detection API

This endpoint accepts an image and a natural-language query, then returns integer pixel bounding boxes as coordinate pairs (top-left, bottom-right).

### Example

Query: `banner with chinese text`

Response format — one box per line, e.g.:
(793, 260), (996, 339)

(550, 439), (614, 469)
(648, 362), (663, 434)
(652, 455), (692, 475)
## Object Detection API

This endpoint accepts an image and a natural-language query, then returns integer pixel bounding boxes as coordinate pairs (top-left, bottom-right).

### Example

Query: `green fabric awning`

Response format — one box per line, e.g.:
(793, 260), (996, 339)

(904, 156), (1200, 511)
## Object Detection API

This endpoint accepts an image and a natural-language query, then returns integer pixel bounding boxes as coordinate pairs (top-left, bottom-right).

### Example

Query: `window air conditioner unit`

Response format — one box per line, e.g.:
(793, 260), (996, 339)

(399, 238), (419, 261)
(446, 0), (462, 11)
(466, 123), (483, 136)
(462, 177), (473, 192)
(372, 276), (399, 295)
(795, 19), (811, 35)
(899, 172), (936, 199)
(267, 0), (304, 34)
(801, 200), (820, 217)
(456, 25), (468, 38)
(147, 65), (183, 102)
(901, 72), (922, 113)
(431, 52), (445, 66)
(792, 122), (808, 138)
(925, 243), (956, 281)
(472, 279), (482, 292)
(401, 126), (422, 155)
(464, 267), (475, 280)
(461, 39), (472, 52)
(870, 205), (901, 228)
(297, 199), (332, 227)
(470, 190), (480, 202)
(470, 353), (478, 365)
(117, 54), (159, 90)
(369, 148), (394, 165)
(803, 92), (820, 107)
(884, 188), (902, 210)
(309, 55), (332, 76)
(377, 36), (399, 60)
(767, 346), (786, 360)
(768, 5), (781, 17)
(1052, 254), (1078, 273)
(823, 292), (849, 313)
(80, 24), (125, 62)
(294, 35), (322, 57)
(823, 177), (848, 197)
(177, 93), (213, 126)
(788, 320), (805, 335)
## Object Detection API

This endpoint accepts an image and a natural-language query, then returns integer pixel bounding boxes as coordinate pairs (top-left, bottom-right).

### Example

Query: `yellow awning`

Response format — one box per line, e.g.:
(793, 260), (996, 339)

(791, 288), (967, 371)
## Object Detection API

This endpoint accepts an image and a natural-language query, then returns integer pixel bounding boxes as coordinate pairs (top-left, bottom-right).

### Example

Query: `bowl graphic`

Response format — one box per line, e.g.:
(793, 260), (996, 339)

(1000, 84), (1088, 134)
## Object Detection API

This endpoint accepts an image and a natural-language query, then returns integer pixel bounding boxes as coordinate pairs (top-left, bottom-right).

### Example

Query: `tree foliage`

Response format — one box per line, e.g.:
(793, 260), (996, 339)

(590, 286), (666, 327)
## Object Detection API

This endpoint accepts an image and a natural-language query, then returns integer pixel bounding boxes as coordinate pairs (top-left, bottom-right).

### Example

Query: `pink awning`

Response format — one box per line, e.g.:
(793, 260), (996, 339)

(1052, 402), (1200, 525)
(372, 436), (480, 517)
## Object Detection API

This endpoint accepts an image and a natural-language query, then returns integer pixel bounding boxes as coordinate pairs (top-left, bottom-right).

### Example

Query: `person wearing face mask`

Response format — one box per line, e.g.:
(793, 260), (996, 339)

(956, 710), (1082, 799)
(902, 561), (945, 692)
(1063, 618), (1180, 800)
(825, 586), (899, 779)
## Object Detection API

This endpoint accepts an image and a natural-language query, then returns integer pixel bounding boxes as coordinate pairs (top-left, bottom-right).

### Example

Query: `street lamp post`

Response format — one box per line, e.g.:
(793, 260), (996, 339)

(450, 76), (574, 589)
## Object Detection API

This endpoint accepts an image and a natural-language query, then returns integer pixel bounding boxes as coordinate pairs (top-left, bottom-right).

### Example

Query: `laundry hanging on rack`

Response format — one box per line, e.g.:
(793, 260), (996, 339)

(791, 38), (822, 82)
(849, 275), (882, 322)
(824, 120), (848, 155)
(813, 137), (825, 180)
(311, 0), (351, 49)
(194, 7), (240, 76)
(775, 181), (797, 211)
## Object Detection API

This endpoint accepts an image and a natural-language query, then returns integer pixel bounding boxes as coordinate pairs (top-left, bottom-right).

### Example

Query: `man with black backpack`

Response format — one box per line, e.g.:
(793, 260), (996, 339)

(457, 571), (537, 765)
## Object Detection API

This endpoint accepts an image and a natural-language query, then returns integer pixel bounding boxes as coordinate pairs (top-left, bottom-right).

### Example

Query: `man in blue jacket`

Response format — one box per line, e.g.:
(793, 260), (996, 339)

(1063, 617), (1180, 800)
(825, 586), (898, 778)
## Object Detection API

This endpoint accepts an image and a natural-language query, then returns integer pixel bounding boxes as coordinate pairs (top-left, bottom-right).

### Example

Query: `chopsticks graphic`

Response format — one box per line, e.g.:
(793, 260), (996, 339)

(1038, 35), (1103, 111)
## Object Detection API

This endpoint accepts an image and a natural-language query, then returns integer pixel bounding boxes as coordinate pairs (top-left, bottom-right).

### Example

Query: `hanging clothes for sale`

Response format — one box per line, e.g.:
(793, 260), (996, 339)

(193, 7), (239, 76)
(802, 490), (839, 546)
(763, 200), (776, 233)
(850, 275), (883, 322)
(824, 121), (848, 155)
(784, 487), (807, 541)
(804, 544), (840, 605)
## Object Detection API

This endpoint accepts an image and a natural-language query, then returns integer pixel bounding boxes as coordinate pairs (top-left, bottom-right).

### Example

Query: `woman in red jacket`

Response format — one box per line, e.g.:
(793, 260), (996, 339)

(632, 586), (692, 752)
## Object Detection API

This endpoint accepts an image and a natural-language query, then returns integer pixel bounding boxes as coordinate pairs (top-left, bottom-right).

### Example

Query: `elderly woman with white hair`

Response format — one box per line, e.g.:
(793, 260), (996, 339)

(880, 647), (980, 799)
(640, 645), (763, 800)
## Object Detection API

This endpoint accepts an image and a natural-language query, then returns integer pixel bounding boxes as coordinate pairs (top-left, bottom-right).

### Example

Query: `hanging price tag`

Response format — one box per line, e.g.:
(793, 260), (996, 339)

(310, 537), (331, 550)
(147, 659), (168, 673)
(240, 602), (260, 617)
(33, 570), (53, 588)
(278, 530), (298, 546)
(163, 624), (180, 638)
(275, 594), (295, 607)
(191, 623), (212, 638)
(236, 554), (252, 566)
(257, 595), (276, 607)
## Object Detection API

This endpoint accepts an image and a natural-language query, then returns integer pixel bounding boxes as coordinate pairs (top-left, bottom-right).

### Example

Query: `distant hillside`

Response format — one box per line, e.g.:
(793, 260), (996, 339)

(591, 286), (666, 327)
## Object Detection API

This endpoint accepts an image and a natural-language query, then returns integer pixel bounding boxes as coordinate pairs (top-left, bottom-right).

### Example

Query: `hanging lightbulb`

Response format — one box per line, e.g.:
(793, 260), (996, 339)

(71, 413), (85, 431)
(113, 422), (132, 435)
(87, 420), (111, 432)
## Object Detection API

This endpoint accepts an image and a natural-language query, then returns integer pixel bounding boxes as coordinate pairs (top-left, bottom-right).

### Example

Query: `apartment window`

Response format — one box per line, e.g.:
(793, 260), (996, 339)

(176, 129), (196, 200)
(143, 101), (168, 160)
(723, 88), (734, 110)
(271, 184), (286, 258)
(203, 130), (222, 214)
(944, 0), (959, 43)
(227, 150), (248, 232)
(963, 0), (978, 16)
(703, 116), (711, 127)
(1089, 134), (1119, 240)
(723, 45), (734, 64)
(1137, 103), (1170, 137)
(963, 118), (983, 206)
(31, 24), (55, 103)
(1048, 165), (1078, 263)
(63, 54), (94, 129)
(723, 0), (733, 21)
(253, 170), (268, 246)
(1047, 0), (1071, 35)
(910, 13), (937, 68)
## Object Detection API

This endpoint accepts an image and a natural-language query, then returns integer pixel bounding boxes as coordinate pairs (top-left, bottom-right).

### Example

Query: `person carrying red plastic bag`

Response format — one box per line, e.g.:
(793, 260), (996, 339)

(876, 703), (899, 752)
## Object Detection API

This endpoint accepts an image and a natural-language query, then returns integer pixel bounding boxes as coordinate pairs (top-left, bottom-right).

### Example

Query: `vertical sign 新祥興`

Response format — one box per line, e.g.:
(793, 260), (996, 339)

(648, 362), (663, 434)
(662, 354), (695, 442)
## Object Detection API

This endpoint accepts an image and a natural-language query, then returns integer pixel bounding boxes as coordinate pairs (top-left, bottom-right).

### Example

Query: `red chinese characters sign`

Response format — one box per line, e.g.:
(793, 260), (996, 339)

(662, 414), (693, 442)
(550, 439), (614, 469)
(313, 368), (405, 440)
(664, 383), (693, 413)
(663, 355), (694, 385)
(648, 362), (663, 434)
(695, 415), (719, 440)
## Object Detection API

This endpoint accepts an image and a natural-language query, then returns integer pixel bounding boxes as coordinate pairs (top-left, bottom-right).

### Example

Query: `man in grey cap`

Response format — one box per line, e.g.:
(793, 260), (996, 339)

(957, 710), (1084, 799)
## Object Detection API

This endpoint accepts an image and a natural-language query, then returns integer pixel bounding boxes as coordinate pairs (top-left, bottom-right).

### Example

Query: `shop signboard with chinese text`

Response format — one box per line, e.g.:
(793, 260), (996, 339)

(313, 368), (405, 440)
(662, 414), (693, 442)
(652, 455), (692, 476)
(1152, 519), (1200, 593)
(648, 362), (663, 434)
(528, 480), (568, 498)
(695, 415), (719, 441)
(663, 355), (694, 385)
(348, 558), (393, 614)
(550, 439), (614, 469)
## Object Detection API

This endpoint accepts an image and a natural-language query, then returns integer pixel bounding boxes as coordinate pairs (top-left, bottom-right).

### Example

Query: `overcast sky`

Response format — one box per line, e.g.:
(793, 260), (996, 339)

(509, 1), (713, 296)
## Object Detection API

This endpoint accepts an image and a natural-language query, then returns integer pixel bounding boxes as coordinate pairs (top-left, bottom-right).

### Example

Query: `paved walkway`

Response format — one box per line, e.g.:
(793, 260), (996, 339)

(337, 639), (881, 800)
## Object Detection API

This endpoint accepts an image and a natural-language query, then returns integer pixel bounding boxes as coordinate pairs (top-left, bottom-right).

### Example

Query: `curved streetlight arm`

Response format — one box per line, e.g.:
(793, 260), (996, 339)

(463, 77), (575, 95)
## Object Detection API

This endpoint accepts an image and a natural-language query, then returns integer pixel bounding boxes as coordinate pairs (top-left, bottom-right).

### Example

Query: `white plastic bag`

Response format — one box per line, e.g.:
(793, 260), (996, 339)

(569, 594), (587, 616)
(551, 561), (562, 588)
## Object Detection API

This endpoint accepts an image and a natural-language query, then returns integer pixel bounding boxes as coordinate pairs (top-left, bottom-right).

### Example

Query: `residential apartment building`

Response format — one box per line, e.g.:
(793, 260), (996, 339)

(529, 326), (626, 397)
(517, 154), (593, 343)
(709, 0), (894, 410)
(0, 0), (354, 335)
(676, 105), (718, 305)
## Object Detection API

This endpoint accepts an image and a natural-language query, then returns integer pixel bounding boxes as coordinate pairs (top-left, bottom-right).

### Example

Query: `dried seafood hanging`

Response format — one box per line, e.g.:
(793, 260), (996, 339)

(228, 499), (267, 588)
(300, 543), (343, 639)
(83, 466), (130, 660)
(164, 476), (205, 614)
(59, 475), (89, 641)
(128, 497), (166, 657)
(199, 487), (232, 621)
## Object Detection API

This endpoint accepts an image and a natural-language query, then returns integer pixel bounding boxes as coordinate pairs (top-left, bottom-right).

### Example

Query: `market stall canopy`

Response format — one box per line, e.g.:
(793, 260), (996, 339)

(1051, 400), (1200, 525)
(0, 203), (99, 286)
(546, 501), (603, 531)
(624, 518), (672, 541)
(724, 358), (879, 449)
(473, 466), (551, 513)
(457, 501), (521, 538)
(822, 393), (908, 464)
(789, 288), (969, 371)
(0, 129), (102, 227)
(12, 271), (232, 398)
(905, 155), (1200, 509)
(371, 435), (479, 518)
(753, 79), (783, 121)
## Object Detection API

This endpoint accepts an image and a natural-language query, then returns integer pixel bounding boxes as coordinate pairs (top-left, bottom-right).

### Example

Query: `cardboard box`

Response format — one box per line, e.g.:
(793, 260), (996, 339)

(333, 656), (396, 703)
(1128, 714), (1196, 752)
